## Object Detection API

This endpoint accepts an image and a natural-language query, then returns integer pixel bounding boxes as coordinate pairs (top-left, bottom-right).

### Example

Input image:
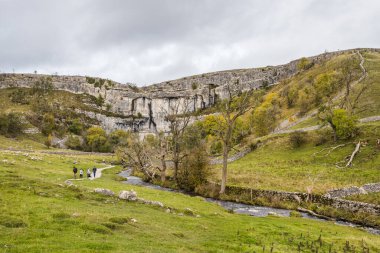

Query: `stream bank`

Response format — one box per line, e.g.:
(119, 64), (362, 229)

(118, 169), (380, 235)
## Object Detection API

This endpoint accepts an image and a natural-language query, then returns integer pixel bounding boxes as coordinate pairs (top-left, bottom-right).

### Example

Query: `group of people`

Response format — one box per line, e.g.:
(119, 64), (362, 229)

(72, 166), (97, 179)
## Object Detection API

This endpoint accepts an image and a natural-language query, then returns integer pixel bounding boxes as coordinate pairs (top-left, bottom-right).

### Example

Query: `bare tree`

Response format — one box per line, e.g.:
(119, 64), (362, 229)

(163, 98), (192, 182)
(116, 134), (157, 180)
(211, 79), (255, 194)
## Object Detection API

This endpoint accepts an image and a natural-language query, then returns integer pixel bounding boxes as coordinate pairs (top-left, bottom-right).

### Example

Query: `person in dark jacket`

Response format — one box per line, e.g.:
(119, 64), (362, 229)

(92, 167), (97, 178)
(73, 167), (78, 179)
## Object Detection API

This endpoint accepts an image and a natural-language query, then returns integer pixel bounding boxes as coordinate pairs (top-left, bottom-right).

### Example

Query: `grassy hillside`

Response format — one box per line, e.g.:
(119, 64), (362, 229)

(0, 140), (379, 252)
(212, 121), (380, 193)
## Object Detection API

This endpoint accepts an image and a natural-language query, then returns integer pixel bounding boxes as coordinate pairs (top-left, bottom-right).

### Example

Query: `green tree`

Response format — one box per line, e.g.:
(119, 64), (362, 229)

(332, 109), (358, 140)
(41, 113), (55, 136)
(68, 118), (83, 135)
(65, 135), (82, 150)
(318, 106), (357, 141)
(85, 126), (110, 152)
(109, 130), (130, 149)
(0, 113), (24, 137)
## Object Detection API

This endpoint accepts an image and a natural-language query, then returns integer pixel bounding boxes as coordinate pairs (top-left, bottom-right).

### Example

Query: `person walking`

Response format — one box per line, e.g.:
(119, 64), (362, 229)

(73, 166), (78, 179)
(92, 167), (97, 178)
(79, 169), (83, 179)
(87, 168), (91, 179)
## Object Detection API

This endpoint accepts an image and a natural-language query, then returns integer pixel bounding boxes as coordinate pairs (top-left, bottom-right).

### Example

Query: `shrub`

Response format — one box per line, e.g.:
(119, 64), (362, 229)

(191, 82), (198, 90)
(41, 113), (55, 136)
(65, 135), (82, 150)
(86, 76), (95, 84)
(289, 131), (307, 148)
(109, 217), (129, 224)
(31, 77), (53, 95)
(95, 95), (104, 107)
(177, 144), (211, 192)
(332, 109), (358, 140)
(10, 89), (29, 104)
(210, 140), (223, 155)
(0, 113), (24, 137)
(297, 57), (313, 71)
(85, 126), (110, 152)
(68, 119), (83, 135)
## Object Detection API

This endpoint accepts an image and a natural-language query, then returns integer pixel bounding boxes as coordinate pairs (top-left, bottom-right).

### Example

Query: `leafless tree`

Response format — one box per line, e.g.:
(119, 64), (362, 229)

(211, 79), (255, 194)
(163, 98), (192, 182)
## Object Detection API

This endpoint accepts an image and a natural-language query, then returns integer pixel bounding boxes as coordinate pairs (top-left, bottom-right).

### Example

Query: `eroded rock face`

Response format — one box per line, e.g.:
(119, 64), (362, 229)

(1, 48), (370, 133)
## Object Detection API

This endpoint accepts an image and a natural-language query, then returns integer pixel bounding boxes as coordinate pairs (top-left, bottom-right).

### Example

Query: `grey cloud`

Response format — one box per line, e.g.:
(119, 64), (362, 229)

(0, 0), (379, 85)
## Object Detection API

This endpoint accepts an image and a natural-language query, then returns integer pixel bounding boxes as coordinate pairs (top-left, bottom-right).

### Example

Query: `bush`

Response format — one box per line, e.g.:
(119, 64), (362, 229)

(31, 77), (53, 95)
(297, 57), (313, 71)
(191, 82), (198, 90)
(10, 89), (29, 104)
(65, 135), (82, 150)
(41, 113), (55, 136)
(177, 145), (211, 192)
(332, 109), (358, 140)
(0, 113), (24, 137)
(86, 76), (96, 84)
(85, 126), (110, 152)
(210, 140), (223, 155)
(109, 217), (130, 224)
(289, 131), (307, 148)
(68, 118), (83, 135)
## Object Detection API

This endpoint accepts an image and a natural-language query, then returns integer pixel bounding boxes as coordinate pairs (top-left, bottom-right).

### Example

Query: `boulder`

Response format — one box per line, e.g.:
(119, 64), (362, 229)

(94, 188), (115, 196)
(119, 190), (138, 201)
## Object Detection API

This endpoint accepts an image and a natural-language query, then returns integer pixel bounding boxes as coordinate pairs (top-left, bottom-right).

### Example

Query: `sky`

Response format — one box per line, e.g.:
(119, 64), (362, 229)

(0, 0), (379, 86)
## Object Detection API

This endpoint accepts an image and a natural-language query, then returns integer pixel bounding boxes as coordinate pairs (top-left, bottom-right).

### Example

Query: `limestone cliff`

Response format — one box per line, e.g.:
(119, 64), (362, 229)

(1, 48), (373, 133)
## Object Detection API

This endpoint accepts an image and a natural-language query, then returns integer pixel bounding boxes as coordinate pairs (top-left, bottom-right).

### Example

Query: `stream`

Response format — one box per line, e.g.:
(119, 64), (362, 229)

(118, 170), (380, 235)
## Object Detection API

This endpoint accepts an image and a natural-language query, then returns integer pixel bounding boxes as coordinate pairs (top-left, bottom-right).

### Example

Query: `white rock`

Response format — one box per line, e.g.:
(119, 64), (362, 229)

(94, 188), (115, 196)
(118, 190), (138, 201)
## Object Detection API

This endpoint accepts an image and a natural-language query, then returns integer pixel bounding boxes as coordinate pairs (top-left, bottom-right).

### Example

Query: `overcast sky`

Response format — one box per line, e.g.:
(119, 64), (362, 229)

(0, 0), (379, 86)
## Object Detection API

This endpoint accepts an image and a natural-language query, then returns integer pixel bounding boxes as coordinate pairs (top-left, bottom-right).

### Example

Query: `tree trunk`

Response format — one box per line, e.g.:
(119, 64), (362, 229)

(160, 154), (166, 182)
(220, 141), (229, 194)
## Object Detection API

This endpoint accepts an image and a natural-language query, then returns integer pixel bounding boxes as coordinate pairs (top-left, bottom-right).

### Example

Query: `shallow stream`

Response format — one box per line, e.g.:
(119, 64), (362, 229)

(118, 169), (380, 235)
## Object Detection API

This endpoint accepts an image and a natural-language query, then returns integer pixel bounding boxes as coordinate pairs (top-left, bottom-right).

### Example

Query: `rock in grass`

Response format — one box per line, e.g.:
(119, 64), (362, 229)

(94, 188), (115, 196)
(118, 190), (137, 201)
(184, 208), (195, 216)
(137, 198), (164, 207)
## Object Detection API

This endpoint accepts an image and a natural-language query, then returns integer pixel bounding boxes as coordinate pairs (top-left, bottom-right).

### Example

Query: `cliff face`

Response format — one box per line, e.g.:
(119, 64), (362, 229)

(0, 48), (368, 133)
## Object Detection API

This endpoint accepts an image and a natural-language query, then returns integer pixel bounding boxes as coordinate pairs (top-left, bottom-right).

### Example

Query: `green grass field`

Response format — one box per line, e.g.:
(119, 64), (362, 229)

(1, 140), (379, 252)
(212, 122), (380, 194)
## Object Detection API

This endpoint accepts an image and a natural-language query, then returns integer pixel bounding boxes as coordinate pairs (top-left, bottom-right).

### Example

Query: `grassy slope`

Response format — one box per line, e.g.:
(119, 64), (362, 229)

(212, 121), (380, 193)
(0, 140), (379, 252)
(288, 50), (380, 130)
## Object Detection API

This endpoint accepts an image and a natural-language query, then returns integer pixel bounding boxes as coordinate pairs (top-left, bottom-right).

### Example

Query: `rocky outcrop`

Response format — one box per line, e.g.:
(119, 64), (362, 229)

(1, 48), (378, 133)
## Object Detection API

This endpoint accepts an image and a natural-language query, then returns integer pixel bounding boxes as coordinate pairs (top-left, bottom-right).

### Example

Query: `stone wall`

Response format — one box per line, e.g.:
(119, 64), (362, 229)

(324, 183), (380, 198)
(198, 182), (380, 215)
